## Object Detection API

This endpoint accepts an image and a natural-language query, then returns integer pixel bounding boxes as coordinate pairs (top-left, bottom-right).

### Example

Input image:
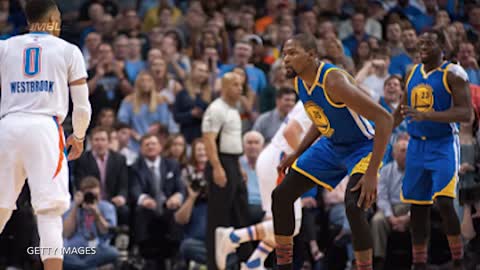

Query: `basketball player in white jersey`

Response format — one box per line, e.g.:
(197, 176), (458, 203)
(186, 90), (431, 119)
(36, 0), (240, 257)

(0, 1), (91, 269)
(215, 101), (311, 270)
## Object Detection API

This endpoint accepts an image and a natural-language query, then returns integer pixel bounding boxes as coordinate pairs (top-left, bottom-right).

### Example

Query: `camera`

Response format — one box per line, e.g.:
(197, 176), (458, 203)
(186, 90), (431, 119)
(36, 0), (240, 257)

(189, 173), (208, 199)
(83, 191), (97, 204)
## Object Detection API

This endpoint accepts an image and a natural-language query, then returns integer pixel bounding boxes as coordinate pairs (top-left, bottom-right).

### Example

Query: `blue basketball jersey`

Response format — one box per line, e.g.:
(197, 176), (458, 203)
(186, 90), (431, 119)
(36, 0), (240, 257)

(294, 62), (374, 145)
(406, 61), (457, 138)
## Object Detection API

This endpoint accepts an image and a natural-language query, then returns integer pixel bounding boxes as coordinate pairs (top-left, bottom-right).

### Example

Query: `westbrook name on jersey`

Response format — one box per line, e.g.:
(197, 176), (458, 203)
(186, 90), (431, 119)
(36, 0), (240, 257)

(290, 62), (378, 191)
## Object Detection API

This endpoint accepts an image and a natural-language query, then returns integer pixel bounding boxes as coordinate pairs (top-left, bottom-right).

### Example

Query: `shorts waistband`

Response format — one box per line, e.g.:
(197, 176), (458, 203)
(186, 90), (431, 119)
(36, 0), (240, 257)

(410, 134), (455, 141)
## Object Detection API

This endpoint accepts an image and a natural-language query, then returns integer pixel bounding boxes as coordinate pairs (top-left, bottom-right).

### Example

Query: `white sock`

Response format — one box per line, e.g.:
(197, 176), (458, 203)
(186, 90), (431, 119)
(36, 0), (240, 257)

(230, 225), (257, 244)
(245, 241), (274, 268)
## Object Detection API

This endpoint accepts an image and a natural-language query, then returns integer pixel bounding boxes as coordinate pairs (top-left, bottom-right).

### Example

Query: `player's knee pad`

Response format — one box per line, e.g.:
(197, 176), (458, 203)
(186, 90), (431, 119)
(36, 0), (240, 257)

(0, 208), (13, 233)
(37, 214), (63, 261)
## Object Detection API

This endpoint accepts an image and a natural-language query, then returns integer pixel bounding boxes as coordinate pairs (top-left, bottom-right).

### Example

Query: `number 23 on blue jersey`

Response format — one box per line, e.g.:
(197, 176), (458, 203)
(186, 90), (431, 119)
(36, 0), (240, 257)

(23, 47), (42, 77)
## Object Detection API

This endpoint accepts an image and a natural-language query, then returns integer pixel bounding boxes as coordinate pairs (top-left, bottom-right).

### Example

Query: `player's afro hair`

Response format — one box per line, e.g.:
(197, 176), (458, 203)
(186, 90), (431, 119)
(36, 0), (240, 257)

(291, 33), (318, 55)
(25, 0), (58, 23)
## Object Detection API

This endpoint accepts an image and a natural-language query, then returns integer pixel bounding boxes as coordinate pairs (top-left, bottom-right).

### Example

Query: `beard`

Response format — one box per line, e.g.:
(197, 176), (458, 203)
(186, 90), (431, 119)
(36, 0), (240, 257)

(285, 67), (297, 79)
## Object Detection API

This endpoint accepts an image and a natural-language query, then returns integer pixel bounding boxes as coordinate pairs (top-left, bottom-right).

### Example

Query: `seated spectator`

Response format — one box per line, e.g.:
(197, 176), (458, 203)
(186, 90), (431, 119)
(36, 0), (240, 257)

(356, 47), (391, 102)
(253, 88), (296, 144)
(219, 40), (267, 94)
(117, 71), (178, 151)
(63, 176), (119, 270)
(457, 41), (480, 85)
(95, 107), (116, 130)
(379, 76), (407, 164)
(389, 27), (418, 78)
(164, 134), (188, 169)
(240, 131), (265, 224)
(129, 134), (185, 268)
(233, 67), (257, 133)
(353, 40), (372, 72)
(260, 60), (294, 113)
(175, 139), (210, 265)
(149, 57), (183, 105)
(82, 32), (102, 69)
(385, 22), (405, 57)
(125, 37), (146, 83)
(323, 37), (356, 75)
(74, 127), (129, 226)
(141, 1), (180, 32)
(113, 35), (129, 63)
(341, 12), (371, 56)
(87, 42), (133, 122)
(174, 60), (212, 144)
(115, 123), (138, 166)
(371, 137), (410, 270)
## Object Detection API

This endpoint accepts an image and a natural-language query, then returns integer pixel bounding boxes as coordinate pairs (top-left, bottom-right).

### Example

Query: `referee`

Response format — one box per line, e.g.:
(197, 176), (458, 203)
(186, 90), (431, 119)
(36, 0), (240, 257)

(202, 72), (252, 270)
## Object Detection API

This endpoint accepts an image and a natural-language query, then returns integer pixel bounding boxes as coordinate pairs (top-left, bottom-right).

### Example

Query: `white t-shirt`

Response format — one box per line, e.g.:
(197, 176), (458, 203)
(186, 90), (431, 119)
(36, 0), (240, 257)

(0, 33), (88, 123)
(202, 98), (243, 155)
(270, 101), (312, 155)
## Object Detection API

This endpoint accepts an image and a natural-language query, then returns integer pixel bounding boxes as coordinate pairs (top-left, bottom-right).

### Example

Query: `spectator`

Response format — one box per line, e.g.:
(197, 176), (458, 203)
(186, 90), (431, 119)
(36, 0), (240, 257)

(141, 1), (180, 33)
(338, 8), (382, 41)
(63, 176), (119, 270)
(232, 66), (257, 133)
(176, 1), (207, 49)
(202, 73), (253, 270)
(259, 60), (294, 113)
(74, 127), (129, 226)
(129, 134), (185, 269)
(174, 60), (212, 144)
(371, 137), (410, 270)
(161, 31), (190, 81)
(164, 134), (188, 169)
(79, 0), (118, 22)
(219, 41), (267, 94)
(457, 41), (480, 85)
(82, 32), (102, 69)
(323, 37), (356, 75)
(239, 131), (265, 224)
(125, 37), (146, 83)
(459, 109), (479, 206)
(95, 107), (116, 130)
(113, 34), (129, 62)
(175, 138), (210, 265)
(342, 12), (371, 58)
(149, 57), (183, 105)
(117, 71), (178, 151)
(388, 0), (424, 33)
(356, 47), (391, 102)
(147, 47), (163, 68)
(87, 42), (133, 122)
(253, 88), (296, 144)
(461, 201), (480, 269)
(115, 122), (138, 166)
(389, 27), (418, 77)
(353, 40), (372, 72)
(385, 22), (404, 57)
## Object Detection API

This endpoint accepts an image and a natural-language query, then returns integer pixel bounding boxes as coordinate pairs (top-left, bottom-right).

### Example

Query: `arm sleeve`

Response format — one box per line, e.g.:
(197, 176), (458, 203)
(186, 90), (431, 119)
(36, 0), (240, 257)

(70, 84), (92, 139)
(201, 104), (225, 133)
(67, 44), (88, 83)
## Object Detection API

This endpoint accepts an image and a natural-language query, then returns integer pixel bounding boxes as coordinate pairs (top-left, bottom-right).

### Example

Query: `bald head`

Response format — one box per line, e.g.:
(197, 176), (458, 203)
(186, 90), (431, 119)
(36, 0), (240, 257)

(221, 72), (243, 103)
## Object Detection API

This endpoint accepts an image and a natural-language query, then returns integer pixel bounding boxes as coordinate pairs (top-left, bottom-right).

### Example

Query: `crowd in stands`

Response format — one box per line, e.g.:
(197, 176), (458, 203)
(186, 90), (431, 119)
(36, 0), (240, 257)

(1, 0), (480, 269)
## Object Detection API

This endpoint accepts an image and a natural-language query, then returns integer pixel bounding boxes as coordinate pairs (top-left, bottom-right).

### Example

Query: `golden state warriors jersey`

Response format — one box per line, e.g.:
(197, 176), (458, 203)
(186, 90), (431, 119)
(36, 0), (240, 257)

(406, 61), (457, 138)
(295, 62), (375, 145)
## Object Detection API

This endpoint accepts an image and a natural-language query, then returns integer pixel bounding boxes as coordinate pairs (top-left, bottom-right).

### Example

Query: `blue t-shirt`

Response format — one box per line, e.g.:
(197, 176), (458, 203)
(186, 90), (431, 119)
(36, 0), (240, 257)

(342, 33), (370, 57)
(219, 64), (267, 94)
(389, 53), (413, 78)
(125, 60), (146, 83)
(63, 201), (117, 248)
(240, 156), (262, 205)
(183, 202), (207, 241)
(466, 68), (480, 86)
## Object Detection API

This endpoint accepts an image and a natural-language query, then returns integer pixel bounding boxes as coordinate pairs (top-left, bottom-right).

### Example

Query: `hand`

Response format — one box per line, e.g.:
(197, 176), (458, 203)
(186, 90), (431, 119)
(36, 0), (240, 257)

(95, 63), (105, 77)
(301, 197), (318, 208)
(187, 185), (200, 199)
(83, 202), (100, 216)
(241, 168), (248, 184)
(111, 195), (126, 207)
(277, 153), (297, 174)
(74, 191), (84, 206)
(387, 216), (399, 227)
(459, 163), (475, 175)
(213, 165), (227, 187)
(401, 105), (428, 122)
(191, 107), (203, 118)
(166, 193), (183, 210)
(66, 134), (84, 160)
(350, 174), (377, 209)
(141, 197), (157, 210)
(393, 215), (410, 232)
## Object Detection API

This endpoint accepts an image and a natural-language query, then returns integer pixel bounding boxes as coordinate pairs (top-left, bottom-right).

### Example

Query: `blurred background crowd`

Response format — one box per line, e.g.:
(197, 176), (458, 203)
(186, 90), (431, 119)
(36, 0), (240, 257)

(1, 0), (480, 269)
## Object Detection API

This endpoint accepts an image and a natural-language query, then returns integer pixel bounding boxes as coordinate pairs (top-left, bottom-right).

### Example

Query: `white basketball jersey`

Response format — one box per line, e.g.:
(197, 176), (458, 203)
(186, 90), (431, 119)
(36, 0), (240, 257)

(270, 101), (312, 154)
(0, 33), (87, 123)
